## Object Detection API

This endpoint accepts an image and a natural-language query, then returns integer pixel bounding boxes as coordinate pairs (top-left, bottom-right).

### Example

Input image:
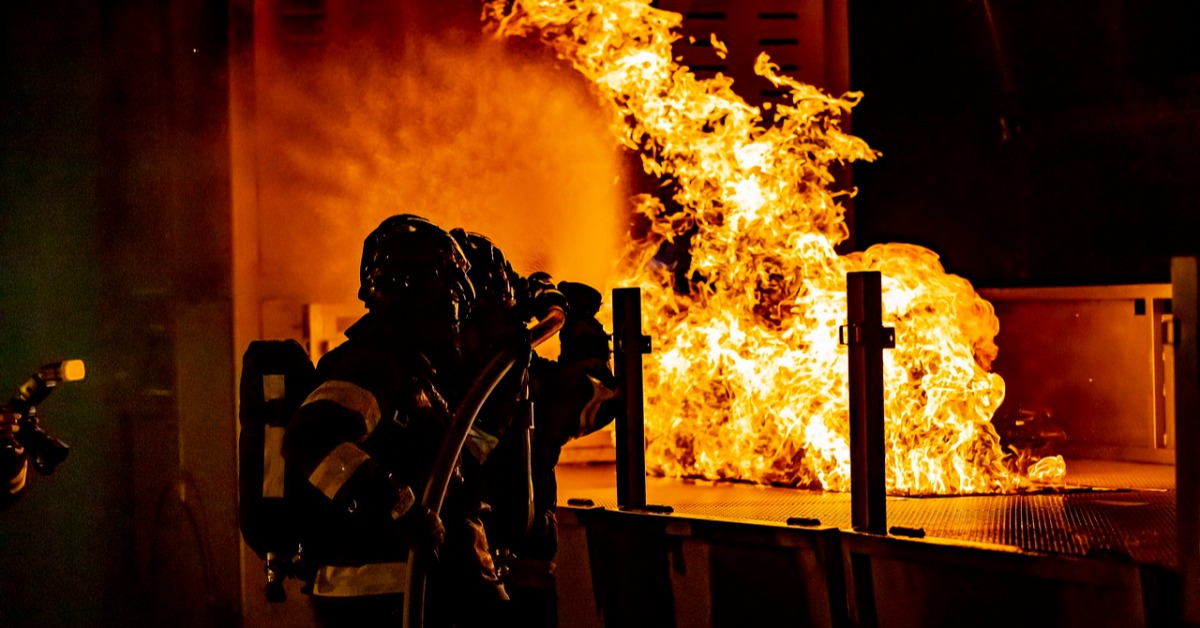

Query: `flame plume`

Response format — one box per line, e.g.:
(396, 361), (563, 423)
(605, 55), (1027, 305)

(487, 0), (1064, 494)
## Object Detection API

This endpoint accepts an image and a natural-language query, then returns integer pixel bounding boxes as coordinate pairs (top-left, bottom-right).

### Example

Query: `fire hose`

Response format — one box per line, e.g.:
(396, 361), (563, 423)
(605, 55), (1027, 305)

(403, 305), (566, 628)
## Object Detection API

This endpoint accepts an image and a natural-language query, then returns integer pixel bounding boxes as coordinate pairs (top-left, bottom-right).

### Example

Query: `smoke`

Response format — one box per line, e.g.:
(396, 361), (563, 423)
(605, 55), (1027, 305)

(255, 36), (627, 305)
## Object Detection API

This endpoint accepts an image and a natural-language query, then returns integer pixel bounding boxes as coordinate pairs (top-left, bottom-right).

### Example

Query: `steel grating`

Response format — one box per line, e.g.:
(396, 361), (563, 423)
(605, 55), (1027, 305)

(1058, 458), (1175, 490)
(557, 459), (1178, 567)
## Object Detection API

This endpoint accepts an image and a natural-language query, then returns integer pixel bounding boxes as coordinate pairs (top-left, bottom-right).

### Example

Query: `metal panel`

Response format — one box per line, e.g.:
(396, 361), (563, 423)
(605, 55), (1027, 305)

(659, 0), (848, 103)
(1172, 258), (1200, 624)
(555, 509), (605, 628)
(980, 285), (1173, 463)
(558, 506), (848, 628)
(840, 532), (1151, 628)
(555, 497), (1167, 628)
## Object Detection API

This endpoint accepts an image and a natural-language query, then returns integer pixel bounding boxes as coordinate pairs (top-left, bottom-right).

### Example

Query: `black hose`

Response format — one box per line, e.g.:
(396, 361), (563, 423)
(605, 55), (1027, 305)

(405, 306), (566, 628)
(424, 344), (527, 515)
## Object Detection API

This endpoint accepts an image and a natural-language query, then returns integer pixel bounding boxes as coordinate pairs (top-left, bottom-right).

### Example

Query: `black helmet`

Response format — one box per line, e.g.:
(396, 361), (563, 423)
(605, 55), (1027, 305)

(359, 214), (475, 325)
(449, 228), (517, 309)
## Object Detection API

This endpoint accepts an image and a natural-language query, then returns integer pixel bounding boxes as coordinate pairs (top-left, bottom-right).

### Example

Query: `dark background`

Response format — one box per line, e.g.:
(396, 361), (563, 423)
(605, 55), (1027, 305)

(1, 1), (238, 626)
(850, 0), (1200, 287)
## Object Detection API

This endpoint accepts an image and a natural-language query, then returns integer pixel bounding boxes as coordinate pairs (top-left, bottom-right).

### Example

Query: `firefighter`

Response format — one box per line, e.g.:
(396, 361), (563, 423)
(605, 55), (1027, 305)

(508, 279), (619, 628)
(448, 229), (531, 471)
(283, 214), (498, 627)
(448, 230), (619, 628)
(1, 407), (27, 511)
(445, 229), (561, 627)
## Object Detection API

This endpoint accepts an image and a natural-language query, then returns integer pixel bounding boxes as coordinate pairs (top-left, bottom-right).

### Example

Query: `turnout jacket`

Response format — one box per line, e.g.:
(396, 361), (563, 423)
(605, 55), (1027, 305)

(282, 313), (453, 590)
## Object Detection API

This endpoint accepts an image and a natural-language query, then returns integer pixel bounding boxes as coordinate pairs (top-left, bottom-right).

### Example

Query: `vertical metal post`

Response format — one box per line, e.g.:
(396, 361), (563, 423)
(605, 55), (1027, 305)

(1173, 257), (1200, 624)
(613, 287), (649, 509)
(842, 272), (892, 534)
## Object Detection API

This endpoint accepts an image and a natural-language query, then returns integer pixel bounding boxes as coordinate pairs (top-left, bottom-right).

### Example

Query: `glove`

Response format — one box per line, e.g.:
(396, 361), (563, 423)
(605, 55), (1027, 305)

(556, 281), (611, 363)
(396, 503), (446, 557)
(557, 281), (602, 319)
(0, 408), (19, 440)
(2, 408), (27, 498)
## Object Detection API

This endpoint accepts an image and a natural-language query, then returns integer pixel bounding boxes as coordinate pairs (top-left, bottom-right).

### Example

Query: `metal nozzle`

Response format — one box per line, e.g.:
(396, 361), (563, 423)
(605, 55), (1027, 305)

(36, 360), (86, 384)
(60, 360), (85, 382)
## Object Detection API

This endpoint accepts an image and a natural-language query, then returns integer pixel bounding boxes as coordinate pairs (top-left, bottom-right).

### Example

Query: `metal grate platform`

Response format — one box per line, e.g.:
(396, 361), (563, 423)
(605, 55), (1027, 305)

(557, 459), (1178, 567)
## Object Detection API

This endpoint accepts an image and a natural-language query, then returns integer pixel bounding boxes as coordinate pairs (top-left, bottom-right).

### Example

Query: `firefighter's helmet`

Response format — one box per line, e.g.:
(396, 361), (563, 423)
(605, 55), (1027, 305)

(359, 214), (475, 325)
(449, 228), (517, 309)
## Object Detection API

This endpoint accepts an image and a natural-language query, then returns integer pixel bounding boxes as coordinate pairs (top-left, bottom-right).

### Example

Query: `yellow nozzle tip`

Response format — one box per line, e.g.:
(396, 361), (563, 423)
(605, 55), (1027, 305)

(62, 360), (86, 382)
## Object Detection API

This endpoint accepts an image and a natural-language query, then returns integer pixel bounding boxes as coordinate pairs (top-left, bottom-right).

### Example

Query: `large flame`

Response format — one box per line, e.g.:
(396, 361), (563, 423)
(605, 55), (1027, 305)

(487, 0), (1064, 494)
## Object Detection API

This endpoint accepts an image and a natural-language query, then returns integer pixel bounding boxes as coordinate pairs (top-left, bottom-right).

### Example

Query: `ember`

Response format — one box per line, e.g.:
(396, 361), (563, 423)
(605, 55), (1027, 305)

(488, 0), (1065, 494)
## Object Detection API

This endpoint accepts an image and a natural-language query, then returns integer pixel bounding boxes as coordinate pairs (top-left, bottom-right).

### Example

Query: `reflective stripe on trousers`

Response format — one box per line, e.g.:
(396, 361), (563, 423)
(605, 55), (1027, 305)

(311, 561), (410, 598)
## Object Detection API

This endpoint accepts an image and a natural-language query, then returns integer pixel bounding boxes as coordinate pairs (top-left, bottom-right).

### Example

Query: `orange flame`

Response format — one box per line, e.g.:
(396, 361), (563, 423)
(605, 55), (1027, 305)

(487, 0), (1065, 494)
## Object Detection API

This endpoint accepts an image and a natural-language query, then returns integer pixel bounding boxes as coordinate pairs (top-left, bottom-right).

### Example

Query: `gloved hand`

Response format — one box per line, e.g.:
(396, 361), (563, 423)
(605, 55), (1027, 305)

(0, 408), (19, 440)
(556, 281), (611, 363)
(557, 281), (602, 319)
(396, 503), (446, 558)
(1, 408), (27, 498)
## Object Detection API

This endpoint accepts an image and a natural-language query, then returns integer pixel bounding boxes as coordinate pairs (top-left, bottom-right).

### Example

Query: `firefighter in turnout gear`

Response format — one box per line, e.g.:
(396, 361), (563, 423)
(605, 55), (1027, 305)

(444, 229), (544, 625)
(283, 214), (489, 627)
(448, 230), (620, 628)
(507, 279), (619, 627)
